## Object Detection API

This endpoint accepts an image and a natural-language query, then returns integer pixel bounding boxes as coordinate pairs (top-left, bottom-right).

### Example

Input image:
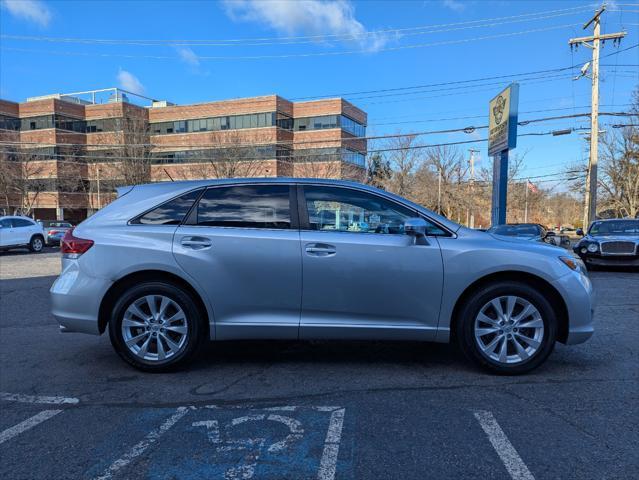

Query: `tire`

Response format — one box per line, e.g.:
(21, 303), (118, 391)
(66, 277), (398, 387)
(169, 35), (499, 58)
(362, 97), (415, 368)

(455, 281), (557, 375)
(108, 281), (206, 372)
(29, 235), (44, 253)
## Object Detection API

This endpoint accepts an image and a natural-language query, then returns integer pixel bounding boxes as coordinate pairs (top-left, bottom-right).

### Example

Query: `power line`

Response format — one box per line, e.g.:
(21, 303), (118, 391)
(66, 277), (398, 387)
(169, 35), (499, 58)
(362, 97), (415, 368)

(0, 112), (632, 152)
(1, 117), (633, 166)
(0, 5), (595, 47)
(290, 44), (638, 100)
(0, 23), (587, 61)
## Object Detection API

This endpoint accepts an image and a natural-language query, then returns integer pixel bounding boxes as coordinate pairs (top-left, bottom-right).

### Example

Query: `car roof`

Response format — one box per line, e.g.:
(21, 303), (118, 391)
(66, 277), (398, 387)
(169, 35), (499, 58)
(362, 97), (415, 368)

(0, 215), (35, 220)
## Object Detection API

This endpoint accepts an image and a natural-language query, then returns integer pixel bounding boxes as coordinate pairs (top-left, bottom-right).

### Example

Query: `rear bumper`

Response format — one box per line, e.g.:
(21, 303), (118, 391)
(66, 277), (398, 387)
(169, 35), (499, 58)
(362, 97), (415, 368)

(551, 271), (595, 345)
(50, 261), (112, 335)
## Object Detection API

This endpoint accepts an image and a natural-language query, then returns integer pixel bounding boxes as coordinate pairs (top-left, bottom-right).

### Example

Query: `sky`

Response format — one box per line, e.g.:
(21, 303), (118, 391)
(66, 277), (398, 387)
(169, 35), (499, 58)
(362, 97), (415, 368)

(1, 0), (637, 187)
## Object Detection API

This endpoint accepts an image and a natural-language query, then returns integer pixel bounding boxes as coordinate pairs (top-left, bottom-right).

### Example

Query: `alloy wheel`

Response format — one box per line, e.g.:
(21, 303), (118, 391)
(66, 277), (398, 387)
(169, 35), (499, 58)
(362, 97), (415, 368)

(121, 295), (189, 362)
(32, 238), (43, 251)
(473, 295), (545, 365)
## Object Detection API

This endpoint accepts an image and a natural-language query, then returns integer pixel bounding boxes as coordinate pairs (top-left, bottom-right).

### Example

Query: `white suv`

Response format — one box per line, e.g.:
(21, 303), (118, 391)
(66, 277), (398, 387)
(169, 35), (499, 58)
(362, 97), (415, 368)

(0, 216), (46, 252)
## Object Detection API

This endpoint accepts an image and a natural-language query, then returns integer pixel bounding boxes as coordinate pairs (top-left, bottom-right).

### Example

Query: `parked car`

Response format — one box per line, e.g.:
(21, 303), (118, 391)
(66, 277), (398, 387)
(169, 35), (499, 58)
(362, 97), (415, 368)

(573, 218), (639, 269)
(38, 220), (74, 245)
(0, 215), (46, 252)
(50, 179), (594, 375)
(487, 223), (560, 245)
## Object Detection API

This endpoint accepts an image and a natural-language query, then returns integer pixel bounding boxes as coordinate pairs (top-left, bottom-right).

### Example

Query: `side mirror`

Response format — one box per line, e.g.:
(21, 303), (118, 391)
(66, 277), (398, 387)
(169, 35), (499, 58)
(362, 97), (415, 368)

(576, 228), (584, 236)
(404, 217), (428, 237)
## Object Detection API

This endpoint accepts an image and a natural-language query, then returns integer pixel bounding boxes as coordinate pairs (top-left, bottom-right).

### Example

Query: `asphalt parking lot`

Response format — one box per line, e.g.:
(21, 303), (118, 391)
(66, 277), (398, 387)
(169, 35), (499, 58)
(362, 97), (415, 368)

(1, 250), (638, 480)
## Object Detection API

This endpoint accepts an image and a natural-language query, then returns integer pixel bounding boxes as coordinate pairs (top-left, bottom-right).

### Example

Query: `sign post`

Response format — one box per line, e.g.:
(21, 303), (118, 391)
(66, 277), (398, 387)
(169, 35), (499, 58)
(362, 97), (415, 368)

(488, 83), (519, 226)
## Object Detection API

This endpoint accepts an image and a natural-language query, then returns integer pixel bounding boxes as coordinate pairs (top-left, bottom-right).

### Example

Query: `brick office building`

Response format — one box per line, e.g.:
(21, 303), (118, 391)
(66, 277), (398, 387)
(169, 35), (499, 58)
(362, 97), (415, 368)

(0, 88), (367, 223)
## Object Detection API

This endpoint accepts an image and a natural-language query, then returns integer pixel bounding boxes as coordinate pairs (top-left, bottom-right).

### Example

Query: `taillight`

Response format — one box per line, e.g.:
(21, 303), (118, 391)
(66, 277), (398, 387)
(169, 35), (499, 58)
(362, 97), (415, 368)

(49, 230), (59, 235)
(61, 228), (94, 258)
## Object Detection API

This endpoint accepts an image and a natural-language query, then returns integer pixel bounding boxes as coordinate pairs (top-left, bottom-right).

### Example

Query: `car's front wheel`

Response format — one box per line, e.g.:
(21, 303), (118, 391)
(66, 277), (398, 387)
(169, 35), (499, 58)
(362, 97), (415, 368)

(108, 282), (206, 372)
(456, 281), (557, 375)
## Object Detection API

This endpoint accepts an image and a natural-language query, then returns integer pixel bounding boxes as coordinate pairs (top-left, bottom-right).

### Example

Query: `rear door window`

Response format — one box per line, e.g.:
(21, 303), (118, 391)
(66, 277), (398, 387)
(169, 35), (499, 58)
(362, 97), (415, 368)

(194, 185), (291, 229)
(133, 190), (201, 225)
(12, 218), (35, 227)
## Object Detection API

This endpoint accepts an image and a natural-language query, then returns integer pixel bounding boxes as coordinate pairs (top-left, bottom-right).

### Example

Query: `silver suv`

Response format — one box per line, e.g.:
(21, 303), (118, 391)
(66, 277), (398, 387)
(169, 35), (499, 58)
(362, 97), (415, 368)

(50, 179), (594, 374)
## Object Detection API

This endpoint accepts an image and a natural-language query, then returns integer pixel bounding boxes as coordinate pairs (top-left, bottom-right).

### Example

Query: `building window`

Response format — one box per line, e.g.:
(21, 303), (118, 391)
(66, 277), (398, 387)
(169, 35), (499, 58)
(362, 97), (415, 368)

(291, 115), (365, 136)
(0, 114), (20, 131)
(340, 115), (366, 137)
(149, 112), (277, 135)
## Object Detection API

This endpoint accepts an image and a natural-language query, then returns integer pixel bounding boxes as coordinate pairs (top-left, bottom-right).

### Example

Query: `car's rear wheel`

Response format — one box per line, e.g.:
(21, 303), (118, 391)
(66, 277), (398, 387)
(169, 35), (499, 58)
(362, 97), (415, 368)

(108, 282), (206, 372)
(29, 235), (44, 252)
(456, 281), (557, 375)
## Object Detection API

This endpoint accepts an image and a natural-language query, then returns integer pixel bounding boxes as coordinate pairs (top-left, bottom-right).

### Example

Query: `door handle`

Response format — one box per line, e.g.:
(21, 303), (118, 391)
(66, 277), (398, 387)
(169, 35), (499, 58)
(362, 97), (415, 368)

(305, 243), (336, 256)
(180, 236), (212, 250)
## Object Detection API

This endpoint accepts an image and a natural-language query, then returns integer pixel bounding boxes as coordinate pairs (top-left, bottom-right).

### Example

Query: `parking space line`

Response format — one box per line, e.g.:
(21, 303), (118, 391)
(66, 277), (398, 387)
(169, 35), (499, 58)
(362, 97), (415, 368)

(0, 409), (63, 444)
(0, 392), (79, 405)
(317, 408), (346, 480)
(473, 410), (535, 480)
(92, 407), (189, 480)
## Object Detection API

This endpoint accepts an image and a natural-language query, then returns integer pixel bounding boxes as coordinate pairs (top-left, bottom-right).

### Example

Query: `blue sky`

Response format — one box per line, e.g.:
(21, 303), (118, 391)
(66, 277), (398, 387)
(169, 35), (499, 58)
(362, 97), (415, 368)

(1, 0), (637, 185)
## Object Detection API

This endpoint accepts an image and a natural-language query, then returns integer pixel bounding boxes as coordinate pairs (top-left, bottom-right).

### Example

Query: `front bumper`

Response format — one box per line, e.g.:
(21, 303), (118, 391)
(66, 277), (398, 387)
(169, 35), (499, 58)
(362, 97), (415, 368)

(577, 253), (639, 268)
(50, 260), (112, 335)
(551, 270), (595, 345)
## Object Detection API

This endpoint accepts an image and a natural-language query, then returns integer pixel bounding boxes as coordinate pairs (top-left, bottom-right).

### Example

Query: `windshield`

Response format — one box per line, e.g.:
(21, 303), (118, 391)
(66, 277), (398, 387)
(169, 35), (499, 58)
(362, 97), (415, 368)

(488, 224), (540, 237)
(589, 220), (639, 236)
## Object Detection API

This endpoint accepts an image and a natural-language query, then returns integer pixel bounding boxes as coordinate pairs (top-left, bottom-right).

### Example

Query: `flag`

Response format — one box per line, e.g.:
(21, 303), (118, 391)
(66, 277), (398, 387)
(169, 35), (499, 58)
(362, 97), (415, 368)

(527, 180), (538, 193)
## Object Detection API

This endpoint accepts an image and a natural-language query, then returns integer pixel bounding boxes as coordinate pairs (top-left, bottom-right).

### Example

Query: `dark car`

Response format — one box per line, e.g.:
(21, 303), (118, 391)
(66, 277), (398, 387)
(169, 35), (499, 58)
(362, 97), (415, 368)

(488, 223), (557, 243)
(573, 219), (639, 269)
(38, 220), (73, 245)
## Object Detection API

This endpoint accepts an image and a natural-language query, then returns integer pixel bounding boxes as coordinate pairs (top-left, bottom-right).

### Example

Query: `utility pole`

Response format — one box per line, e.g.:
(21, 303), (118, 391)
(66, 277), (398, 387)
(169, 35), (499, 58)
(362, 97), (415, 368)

(96, 166), (101, 211)
(524, 181), (529, 223)
(468, 149), (479, 228)
(437, 167), (442, 215)
(569, 4), (626, 228)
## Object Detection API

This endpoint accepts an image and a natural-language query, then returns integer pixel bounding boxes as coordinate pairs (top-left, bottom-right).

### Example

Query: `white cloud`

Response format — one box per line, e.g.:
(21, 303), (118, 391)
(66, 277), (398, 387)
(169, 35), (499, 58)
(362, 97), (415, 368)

(117, 69), (145, 94)
(174, 46), (200, 67)
(442, 0), (466, 12)
(222, 0), (388, 52)
(1, 0), (52, 27)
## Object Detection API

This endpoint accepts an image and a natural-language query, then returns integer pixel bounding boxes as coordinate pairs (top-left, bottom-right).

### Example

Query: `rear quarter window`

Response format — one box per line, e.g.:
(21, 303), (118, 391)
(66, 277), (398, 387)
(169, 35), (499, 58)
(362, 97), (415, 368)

(132, 190), (201, 225)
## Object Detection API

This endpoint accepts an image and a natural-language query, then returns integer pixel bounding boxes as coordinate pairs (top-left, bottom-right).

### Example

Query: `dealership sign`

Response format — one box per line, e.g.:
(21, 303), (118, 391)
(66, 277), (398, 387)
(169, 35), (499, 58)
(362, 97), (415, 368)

(488, 83), (519, 156)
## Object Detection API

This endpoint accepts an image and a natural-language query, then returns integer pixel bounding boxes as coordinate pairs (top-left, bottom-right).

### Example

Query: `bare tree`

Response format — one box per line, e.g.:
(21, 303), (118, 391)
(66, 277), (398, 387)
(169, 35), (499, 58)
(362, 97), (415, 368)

(0, 149), (48, 215)
(118, 114), (152, 185)
(382, 135), (424, 198)
(597, 89), (639, 218)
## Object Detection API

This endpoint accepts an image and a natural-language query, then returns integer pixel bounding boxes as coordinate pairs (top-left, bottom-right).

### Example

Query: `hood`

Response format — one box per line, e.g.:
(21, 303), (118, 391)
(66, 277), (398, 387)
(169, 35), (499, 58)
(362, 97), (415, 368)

(458, 227), (564, 252)
(487, 232), (543, 244)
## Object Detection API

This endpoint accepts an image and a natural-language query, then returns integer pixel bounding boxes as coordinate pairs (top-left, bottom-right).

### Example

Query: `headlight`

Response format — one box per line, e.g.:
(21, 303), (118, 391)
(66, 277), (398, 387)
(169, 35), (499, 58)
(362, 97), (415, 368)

(587, 243), (599, 253)
(559, 256), (588, 275)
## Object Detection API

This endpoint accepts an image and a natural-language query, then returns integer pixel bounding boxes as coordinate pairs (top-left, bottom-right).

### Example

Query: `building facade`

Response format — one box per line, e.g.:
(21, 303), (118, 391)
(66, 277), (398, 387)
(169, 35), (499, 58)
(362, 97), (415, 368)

(0, 89), (367, 223)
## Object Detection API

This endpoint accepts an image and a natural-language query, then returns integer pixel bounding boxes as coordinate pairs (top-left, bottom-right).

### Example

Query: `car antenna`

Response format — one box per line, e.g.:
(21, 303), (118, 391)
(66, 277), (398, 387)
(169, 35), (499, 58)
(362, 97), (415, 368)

(163, 168), (175, 182)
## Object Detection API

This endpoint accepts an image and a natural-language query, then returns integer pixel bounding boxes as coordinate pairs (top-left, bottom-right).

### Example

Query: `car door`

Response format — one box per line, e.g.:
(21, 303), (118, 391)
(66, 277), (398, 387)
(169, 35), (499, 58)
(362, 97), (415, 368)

(12, 218), (35, 244)
(173, 183), (302, 340)
(0, 218), (15, 246)
(298, 184), (445, 341)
